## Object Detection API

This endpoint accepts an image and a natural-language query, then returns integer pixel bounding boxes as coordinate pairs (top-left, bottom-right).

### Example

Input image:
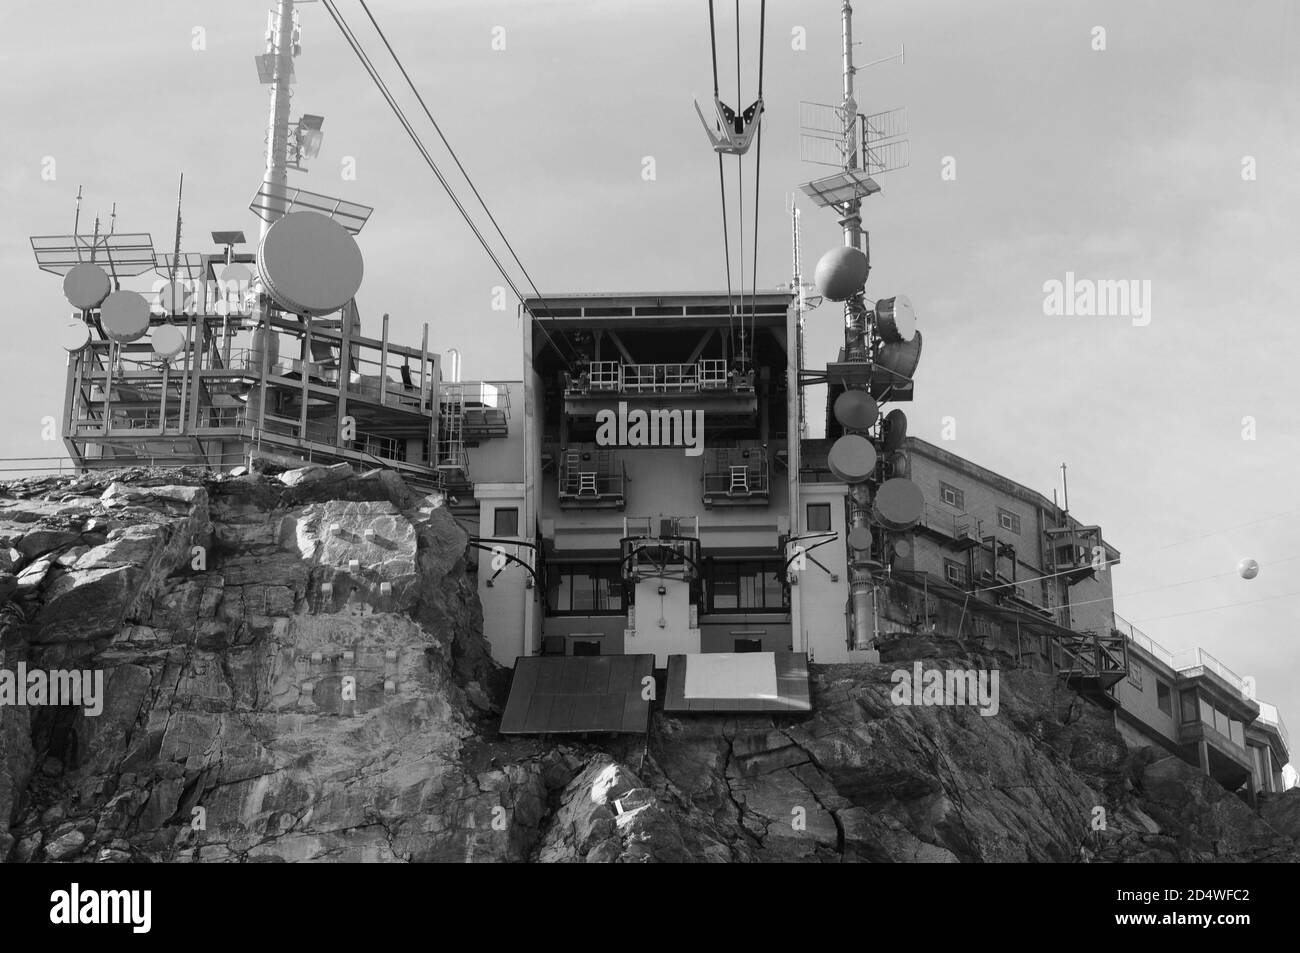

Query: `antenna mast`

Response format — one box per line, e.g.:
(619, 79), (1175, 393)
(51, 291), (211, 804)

(259, 0), (298, 245)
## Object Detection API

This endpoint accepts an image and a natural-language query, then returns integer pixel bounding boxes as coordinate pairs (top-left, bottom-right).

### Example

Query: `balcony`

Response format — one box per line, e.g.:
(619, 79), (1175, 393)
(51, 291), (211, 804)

(563, 360), (758, 418)
(1173, 646), (1246, 698)
(439, 381), (510, 440)
(559, 449), (626, 509)
(620, 515), (700, 582)
(1254, 701), (1291, 753)
(702, 447), (769, 507)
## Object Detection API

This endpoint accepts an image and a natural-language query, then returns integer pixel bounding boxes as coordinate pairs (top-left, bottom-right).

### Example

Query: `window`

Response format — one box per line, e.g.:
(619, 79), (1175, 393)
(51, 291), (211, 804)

(997, 508), (1021, 534)
(940, 482), (964, 509)
(706, 560), (787, 613)
(733, 638), (763, 653)
(546, 563), (624, 615)
(944, 559), (968, 586)
(571, 638), (601, 656)
(1156, 681), (1172, 716)
(493, 507), (519, 537)
(1180, 688), (1198, 723)
(1127, 662), (1143, 690)
(806, 503), (832, 533)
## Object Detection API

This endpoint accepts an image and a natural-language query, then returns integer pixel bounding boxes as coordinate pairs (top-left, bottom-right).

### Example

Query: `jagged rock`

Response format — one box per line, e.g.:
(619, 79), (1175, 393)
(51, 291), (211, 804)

(278, 463), (355, 488)
(0, 572), (16, 603)
(43, 829), (86, 861)
(1260, 789), (1300, 839)
(96, 848), (132, 863)
(14, 831), (42, 863)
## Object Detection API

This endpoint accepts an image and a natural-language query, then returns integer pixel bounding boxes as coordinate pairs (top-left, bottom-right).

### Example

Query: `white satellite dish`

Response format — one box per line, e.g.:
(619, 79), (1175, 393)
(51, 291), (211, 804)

(155, 280), (191, 315)
(151, 322), (185, 359)
(59, 320), (91, 352)
(63, 262), (111, 310)
(100, 290), (151, 343)
(257, 211), (363, 315)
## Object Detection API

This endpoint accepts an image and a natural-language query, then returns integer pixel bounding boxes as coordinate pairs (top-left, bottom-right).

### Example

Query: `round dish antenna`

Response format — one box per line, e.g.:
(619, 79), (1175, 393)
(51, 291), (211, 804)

(828, 434), (877, 483)
(63, 262), (111, 310)
(100, 290), (151, 343)
(834, 390), (879, 432)
(151, 323), (186, 359)
(59, 320), (91, 352)
(257, 211), (363, 315)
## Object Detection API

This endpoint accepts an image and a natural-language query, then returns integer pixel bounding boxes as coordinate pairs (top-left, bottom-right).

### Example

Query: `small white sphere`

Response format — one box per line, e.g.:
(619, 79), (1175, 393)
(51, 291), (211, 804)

(1238, 558), (1259, 580)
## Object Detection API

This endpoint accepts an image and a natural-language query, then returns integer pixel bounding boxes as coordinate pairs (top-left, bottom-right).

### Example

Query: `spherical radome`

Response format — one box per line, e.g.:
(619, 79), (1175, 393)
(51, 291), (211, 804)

(814, 246), (869, 302)
(1238, 558), (1260, 580)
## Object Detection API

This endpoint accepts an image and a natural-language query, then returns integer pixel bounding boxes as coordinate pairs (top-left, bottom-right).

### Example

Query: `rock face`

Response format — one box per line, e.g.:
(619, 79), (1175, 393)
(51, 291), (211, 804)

(1, 466), (1296, 863)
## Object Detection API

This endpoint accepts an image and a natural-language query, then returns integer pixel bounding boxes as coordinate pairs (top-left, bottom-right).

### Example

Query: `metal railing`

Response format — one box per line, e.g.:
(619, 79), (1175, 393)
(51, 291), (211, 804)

(565, 359), (752, 396)
(559, 450), (624, 500)
(1255, 701), (1291, 751)
(918, 503), (980, 540)
(702, 447), (769, 496)
(1113, 611), (1175, 667)
(1172, 646), (1245, 696)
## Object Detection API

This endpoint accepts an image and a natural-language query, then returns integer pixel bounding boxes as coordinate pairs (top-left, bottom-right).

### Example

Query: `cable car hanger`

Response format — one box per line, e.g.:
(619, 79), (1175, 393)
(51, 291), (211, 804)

(695, 0), (766, 155)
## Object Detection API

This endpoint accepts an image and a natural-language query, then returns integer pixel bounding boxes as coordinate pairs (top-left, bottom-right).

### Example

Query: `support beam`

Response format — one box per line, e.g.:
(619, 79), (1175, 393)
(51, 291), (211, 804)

(686, 329), (715, 364)
(379, 312), (390, 406)
(300, 312), (312, 439)
(606, 330), (636, 365)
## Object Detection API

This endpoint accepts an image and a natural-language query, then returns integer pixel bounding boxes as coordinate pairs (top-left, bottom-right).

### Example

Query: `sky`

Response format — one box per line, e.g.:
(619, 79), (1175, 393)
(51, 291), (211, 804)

(0, 0), (1297, 770)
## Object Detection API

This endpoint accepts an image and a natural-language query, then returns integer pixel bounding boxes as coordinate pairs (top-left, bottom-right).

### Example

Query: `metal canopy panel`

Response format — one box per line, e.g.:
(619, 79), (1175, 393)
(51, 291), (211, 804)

(500, 654), (655, 735)
(155, 252), (206, 280)
(31, 233), (157, 277)
(799, 170), (881, 208)
(248, 183), (373, 235)
(664, 652), (812, 714)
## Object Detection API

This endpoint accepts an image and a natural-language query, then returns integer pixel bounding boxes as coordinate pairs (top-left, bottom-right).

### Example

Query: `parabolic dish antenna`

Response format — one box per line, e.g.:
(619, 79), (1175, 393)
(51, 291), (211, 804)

(257, 210), (363, 315)
(100, 290), (151, 343)
(881, 408), (908, 452)
(833, 390), (879, 432)
(814, 246), (869, 302)
(875, 295), (916, 343)
(63, 262), (111, 310)
(155, 280), (190, 315)
(827, 434), (877, 484)
(846, 526), (873, 551)
(219, 262), (253, 288)
(876, 330), (922, 380)
(151, 323), (185, 359)
(873, 478), (925, 530)
(59, 320), (90, 352)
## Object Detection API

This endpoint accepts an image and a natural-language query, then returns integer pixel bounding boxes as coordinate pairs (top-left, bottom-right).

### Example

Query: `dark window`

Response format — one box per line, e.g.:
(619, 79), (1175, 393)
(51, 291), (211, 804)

(733, 638), (763, 653)
(491, 504), (517, 535)
(997, 508), (1021, 534)
(806, 503), (832, 532)
(944, 559), (968, 585)
(571, 639), (601, 656)
(940, 482), (964, 508)
(1157, 681), (1172, 716)
(546, 563), (624, 615)
(493, 507), (519, 537)
(706, 560), (787, 613)
(1180, 689), (1197, 723)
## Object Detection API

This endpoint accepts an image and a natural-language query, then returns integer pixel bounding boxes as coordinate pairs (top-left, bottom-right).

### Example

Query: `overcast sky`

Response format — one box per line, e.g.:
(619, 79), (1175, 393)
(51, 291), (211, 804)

(1, 0), (1296, 765)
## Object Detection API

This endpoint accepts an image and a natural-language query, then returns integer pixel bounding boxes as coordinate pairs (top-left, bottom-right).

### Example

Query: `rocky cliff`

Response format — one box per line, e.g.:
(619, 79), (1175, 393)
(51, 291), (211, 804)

(1, 466), (1296, 863)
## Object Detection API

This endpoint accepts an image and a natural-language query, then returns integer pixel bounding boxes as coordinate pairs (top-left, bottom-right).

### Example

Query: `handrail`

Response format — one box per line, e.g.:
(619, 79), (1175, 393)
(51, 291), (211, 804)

(1254, 701), (1290, 750)
(1172, 646), (1244, 695)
